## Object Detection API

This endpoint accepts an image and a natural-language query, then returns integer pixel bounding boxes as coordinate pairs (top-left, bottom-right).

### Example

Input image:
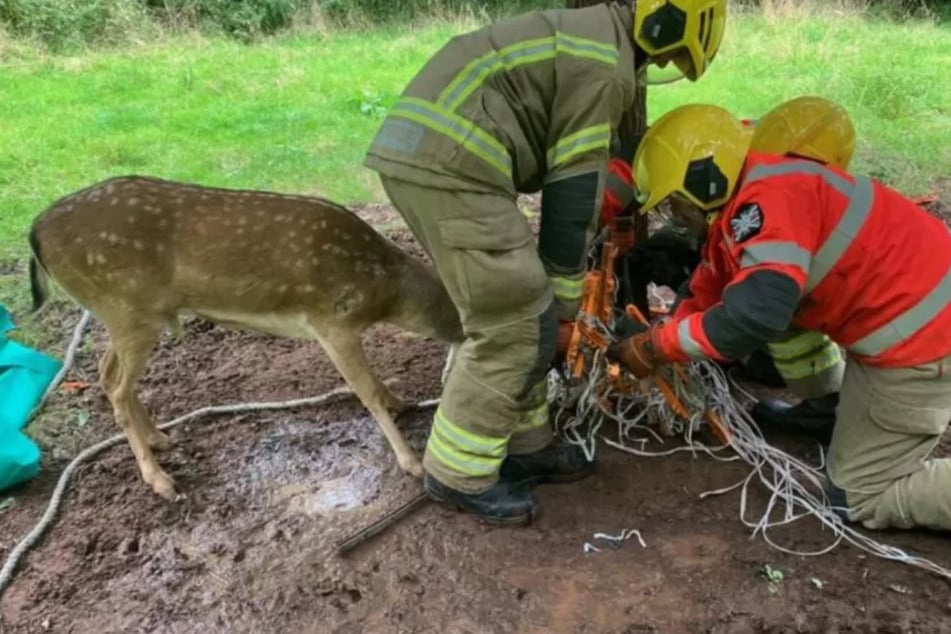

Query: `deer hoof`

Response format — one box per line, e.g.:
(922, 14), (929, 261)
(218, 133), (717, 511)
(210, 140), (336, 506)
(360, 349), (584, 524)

(147, 429), (174, 451)
(386, 395), (410, 416)
(148, 470), (179, 501)
(399, 457), (425, 479)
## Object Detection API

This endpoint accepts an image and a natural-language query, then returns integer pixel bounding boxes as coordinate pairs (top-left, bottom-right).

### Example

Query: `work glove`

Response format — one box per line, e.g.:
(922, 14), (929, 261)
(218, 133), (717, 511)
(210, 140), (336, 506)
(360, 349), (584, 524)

(607, 324), (671, 379)
(613, 314), (649, 339)
(600, 157), (634, 226)
(559, 313), (652, 355)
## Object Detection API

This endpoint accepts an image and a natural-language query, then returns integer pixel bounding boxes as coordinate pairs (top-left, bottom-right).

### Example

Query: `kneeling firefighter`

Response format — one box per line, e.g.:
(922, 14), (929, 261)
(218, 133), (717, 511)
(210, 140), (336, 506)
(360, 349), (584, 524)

(689, 96), (857, 441)
(611, 103), (951, 532)
(600, 96), (857, 441)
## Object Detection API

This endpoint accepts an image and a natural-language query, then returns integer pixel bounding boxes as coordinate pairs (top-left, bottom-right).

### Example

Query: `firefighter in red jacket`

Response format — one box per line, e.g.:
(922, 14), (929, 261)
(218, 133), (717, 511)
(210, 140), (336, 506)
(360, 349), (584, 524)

(611, 103), (951, 532)
(598, 98), (854, 436)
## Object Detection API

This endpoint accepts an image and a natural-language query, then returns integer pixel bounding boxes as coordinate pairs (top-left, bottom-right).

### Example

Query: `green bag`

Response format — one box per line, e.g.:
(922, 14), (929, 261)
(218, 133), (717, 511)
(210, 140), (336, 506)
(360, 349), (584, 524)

(0, 304), (62, 491)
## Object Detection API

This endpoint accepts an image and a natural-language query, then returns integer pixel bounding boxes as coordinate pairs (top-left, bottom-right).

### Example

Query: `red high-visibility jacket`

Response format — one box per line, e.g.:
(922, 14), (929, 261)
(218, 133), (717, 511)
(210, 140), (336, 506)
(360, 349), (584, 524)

(656, 152), (951, 369)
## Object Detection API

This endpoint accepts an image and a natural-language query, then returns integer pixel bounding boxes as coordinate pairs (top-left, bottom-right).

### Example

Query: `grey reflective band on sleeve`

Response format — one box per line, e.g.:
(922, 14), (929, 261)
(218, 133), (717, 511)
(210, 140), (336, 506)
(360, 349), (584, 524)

(742, 159), (951, 358)
(677, 318), (706, 359)
(740, 241), (812, 273)
(605, 171), (635, 208)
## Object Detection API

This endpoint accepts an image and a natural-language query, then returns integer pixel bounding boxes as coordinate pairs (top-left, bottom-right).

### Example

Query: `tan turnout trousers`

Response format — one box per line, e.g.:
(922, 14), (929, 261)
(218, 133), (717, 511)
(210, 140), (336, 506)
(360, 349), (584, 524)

(381, 176), (564, 493)
(827, 353), (951, 530)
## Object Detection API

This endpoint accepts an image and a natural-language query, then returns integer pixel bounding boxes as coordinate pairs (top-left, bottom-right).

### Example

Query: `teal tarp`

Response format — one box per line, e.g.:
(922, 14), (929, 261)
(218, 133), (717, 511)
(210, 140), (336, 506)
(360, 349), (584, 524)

(0, 304), (61, 491)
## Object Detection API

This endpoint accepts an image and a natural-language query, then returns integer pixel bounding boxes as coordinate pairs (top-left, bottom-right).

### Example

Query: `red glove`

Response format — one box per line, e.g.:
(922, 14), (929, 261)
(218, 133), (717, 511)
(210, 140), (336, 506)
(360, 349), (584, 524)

(556, 320), (575, 356)
(601, 157), (634, 226)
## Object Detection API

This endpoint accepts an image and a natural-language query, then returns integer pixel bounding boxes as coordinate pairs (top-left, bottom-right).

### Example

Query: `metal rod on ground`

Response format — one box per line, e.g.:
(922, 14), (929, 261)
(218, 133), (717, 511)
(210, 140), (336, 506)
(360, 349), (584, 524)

(335, 492), (431, 557)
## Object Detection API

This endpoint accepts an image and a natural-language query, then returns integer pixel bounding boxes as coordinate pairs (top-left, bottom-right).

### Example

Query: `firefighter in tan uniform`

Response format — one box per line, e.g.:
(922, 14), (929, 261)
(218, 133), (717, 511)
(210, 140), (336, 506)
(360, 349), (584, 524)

(364, 0), (727, 523)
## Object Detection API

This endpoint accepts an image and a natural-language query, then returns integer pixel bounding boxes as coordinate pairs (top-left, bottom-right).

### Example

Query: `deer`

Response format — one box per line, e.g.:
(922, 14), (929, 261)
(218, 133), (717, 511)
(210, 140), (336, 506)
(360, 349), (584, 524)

(28, 175), (464, 500)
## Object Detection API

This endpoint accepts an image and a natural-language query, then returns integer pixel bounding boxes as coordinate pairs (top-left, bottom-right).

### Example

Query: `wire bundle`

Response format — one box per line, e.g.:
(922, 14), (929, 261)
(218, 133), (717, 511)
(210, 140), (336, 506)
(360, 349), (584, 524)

(549, 350), (951, 579)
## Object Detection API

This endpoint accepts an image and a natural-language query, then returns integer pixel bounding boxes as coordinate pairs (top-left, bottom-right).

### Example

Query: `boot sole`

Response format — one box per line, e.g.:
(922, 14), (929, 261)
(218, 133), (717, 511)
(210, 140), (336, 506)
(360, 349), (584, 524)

(425, 489), (536, 526)
(504, 466), (595, 488)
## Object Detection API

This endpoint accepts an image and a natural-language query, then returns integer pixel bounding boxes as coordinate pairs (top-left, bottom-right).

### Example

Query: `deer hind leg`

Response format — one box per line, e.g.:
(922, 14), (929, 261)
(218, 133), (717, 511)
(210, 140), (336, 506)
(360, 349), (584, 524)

(100, 318), (178, 499)
(313, 323), (423, 478)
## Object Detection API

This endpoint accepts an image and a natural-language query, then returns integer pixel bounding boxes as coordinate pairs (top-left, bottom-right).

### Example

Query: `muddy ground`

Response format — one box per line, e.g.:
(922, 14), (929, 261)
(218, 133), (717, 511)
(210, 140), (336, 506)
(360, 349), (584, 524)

(3, 201), (951, 634)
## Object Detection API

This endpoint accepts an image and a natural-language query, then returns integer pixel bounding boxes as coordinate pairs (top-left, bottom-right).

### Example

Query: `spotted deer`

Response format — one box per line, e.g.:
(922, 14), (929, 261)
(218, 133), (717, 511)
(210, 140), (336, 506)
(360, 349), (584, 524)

(28, 176), (463, 500)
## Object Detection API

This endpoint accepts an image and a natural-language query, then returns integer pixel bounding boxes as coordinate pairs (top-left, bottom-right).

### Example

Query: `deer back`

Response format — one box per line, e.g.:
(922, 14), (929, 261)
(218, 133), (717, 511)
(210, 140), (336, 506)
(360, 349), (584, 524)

(30, 176), (416, 335)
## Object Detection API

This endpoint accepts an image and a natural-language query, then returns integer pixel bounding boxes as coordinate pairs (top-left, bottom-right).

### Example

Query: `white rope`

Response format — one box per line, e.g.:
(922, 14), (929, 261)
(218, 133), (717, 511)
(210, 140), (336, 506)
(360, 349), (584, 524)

(41, 310), (92, 403)
(0, 309), (440, 598)
(551, 316), (951, 581)
(686, 361), (951, 577)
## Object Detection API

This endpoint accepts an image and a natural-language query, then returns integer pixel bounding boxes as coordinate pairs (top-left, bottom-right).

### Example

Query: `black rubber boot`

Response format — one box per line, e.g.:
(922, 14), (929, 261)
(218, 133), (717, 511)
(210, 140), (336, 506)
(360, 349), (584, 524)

(424, 474), (538, 525)
(499, 441), (594, 488)
(750, 392), (840, 443)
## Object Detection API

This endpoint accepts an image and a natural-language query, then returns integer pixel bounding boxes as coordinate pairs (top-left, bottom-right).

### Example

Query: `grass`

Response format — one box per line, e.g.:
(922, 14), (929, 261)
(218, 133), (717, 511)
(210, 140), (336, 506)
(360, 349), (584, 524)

(0, 23), (464, 254)
(652, 4), (951, 192)
(0, 6), (949, 279)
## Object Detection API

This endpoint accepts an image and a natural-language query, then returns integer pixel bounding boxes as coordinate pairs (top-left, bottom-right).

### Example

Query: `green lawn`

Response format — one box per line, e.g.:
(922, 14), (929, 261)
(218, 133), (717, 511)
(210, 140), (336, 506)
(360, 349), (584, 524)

(1, 8), (949, 264)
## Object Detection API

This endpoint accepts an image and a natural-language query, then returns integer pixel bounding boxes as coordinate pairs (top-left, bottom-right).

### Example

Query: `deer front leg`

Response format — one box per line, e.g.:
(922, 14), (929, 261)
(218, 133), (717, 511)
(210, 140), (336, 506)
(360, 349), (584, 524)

(101, 342), (173, 452)
(314, 326), (423, 478)
(132, 397), (174, 451)
(101, 322), (179, 500)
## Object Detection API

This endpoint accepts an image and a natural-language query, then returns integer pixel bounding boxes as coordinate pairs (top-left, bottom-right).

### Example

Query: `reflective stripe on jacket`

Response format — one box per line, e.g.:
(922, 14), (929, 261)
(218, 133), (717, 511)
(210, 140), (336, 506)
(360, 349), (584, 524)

(658, 152), (951, 368)
(363, 4), (641, 196)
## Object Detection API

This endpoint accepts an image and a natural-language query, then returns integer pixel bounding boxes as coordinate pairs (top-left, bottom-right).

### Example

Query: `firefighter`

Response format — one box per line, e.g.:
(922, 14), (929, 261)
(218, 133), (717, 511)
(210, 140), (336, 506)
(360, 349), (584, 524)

(610, 103), (951, 531)
(600, 96), (857, 441)
(743, 96), (856, 441)
(364, 0), (727, 524)
(668, 96), (858, 441)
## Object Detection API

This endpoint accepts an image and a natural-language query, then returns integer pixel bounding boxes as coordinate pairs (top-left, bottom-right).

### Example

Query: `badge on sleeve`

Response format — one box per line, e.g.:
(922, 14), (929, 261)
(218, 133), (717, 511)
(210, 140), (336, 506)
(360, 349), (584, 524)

(730, 203), (763, 243)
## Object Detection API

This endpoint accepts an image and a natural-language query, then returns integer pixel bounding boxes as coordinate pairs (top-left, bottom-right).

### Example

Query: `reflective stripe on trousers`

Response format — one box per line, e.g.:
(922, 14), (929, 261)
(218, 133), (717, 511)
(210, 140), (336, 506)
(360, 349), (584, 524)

(514, 381), (549, 435)
(768, 330), (843, 380)
(426, 407), (509, 478)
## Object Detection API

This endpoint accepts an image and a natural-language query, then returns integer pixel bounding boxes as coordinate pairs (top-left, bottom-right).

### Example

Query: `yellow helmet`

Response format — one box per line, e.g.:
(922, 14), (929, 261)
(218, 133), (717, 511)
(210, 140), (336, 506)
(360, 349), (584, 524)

(750, 96), (856, 169)
(633, 103), (749, 214)
(634, 0), (727, 82)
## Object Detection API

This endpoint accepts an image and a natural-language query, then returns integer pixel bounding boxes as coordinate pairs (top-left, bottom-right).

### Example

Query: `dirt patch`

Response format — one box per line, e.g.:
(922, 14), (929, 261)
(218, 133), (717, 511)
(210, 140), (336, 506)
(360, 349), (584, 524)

(3, 203), (951, 634)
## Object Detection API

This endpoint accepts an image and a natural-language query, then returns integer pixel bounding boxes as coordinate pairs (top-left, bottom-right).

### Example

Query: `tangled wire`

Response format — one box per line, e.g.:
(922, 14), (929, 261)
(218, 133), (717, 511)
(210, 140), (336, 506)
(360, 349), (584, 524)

(549, 334), (951, 580)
